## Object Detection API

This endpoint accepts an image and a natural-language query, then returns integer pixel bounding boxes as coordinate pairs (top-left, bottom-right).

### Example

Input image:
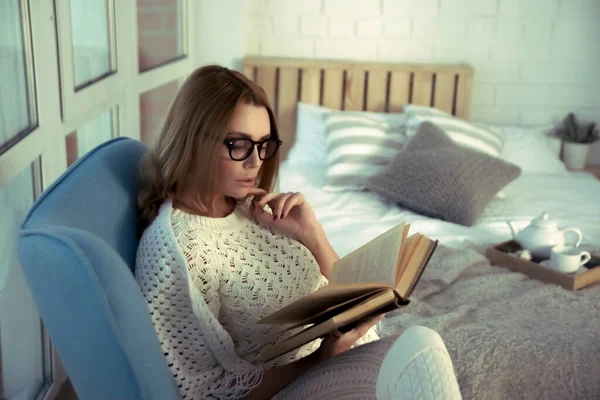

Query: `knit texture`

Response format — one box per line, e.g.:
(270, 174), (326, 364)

(275, 326), (462, 400)
(135, 199), (379, 399)
(274, 334), (399, 400)
(365, 121), (521, 226)
(376, 326), (462, 400)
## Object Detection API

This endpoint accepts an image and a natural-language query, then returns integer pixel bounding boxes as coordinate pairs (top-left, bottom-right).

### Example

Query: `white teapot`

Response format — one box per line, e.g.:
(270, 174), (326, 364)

(507, 213), (583, 259)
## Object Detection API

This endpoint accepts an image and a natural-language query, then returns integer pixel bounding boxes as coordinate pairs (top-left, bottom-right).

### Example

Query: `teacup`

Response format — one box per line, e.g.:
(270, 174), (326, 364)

(549, 245), (591, 273)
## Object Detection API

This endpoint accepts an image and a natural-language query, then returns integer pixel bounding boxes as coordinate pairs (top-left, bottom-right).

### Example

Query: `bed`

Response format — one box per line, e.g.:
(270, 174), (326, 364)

(243, 57), (600, 399)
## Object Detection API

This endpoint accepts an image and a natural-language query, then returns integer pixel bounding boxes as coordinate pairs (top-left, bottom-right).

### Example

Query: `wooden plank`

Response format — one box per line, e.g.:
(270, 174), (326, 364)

(277, 67), (299, 160)
(388, 71), (410, 112)
(455, 73), (473, 119)
(412, 72), (433, 107)
(366, 70), (388, 112)
(322, 69), (345, 110)
(300, 67), (320, 105)
(242, 56), (476, 118)
(243, 56), (474, 75)
(256, 65), (277, 110)
(433, 73), (455, 115)
(243, 64), (255, 81)
(344, 67), (365, 111)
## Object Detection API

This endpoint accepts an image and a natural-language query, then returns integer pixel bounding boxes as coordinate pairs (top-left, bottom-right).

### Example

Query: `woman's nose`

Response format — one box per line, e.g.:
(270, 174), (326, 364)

(244, 145), (261, 168)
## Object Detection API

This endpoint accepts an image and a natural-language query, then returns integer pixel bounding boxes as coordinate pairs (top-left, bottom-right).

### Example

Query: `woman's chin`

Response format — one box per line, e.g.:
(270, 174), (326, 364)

(227, 187), (251, 200)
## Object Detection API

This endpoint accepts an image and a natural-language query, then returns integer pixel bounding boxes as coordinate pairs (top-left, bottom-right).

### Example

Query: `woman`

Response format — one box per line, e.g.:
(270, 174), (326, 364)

(135, 65), (462, 399)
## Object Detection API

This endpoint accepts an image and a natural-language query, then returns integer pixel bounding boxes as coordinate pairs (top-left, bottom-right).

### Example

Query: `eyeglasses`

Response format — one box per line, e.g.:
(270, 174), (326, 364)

(223, 137), (282, 161)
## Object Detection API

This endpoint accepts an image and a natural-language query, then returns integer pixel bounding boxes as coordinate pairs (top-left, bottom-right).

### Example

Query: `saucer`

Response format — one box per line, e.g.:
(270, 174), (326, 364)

(539, 260), (554, 269)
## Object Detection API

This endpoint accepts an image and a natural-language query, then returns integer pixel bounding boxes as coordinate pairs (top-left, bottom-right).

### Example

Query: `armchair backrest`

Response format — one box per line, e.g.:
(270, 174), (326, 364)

(18, 137), (179, 400)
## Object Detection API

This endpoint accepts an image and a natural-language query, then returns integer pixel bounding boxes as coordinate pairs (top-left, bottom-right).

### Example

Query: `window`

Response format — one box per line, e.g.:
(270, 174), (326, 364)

(69, 0), (116, 89)
(0, 164), (45, 400)
(0, 0), (37, 155)
(139, 80), (180, 145)
(0, 1), (198, 399)
(55, 0), (122, 122)
(138, 0), (187, 72)
(66, 108), (117, 166)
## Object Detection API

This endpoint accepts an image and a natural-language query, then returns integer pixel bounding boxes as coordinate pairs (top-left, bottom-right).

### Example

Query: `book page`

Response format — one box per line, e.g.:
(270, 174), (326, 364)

(396, 238), (438, 298)
(277, 290), (381, 333)
(260, 289), (398, 362)
(395, 233), (422, 286)
(330, 223), (408, 286)
(256, 283), (387, 324)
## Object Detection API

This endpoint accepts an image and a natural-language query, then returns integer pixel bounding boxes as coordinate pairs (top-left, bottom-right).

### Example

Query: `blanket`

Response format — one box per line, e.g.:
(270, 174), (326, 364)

(380, 242), (600, 400)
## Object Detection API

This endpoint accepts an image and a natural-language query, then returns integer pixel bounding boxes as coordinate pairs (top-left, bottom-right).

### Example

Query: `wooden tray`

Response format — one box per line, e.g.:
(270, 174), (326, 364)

(486, 240), (600, 291)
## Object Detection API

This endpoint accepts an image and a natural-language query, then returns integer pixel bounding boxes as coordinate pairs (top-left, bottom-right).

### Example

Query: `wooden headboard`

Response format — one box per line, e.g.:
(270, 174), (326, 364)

(242, 56), (474, 159)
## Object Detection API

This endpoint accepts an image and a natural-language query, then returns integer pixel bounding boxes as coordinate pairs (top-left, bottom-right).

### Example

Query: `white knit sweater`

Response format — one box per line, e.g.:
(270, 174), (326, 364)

(136, 199), (380, 400)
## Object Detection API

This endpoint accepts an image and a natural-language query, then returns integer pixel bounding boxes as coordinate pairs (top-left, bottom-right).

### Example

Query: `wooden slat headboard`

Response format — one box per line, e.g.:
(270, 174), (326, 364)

(242, 56), (474, 159)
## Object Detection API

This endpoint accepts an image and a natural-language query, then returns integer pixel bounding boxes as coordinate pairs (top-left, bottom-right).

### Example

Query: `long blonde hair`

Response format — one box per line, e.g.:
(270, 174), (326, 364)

(137, 65), (280, 234)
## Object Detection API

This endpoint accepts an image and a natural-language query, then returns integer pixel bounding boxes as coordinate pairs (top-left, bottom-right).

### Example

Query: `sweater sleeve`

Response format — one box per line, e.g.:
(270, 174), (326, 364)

(136, 217), (263, 400)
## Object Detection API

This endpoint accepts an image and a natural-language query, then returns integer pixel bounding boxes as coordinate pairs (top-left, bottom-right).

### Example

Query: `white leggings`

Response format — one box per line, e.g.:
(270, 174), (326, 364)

(274, 326), (462, 400)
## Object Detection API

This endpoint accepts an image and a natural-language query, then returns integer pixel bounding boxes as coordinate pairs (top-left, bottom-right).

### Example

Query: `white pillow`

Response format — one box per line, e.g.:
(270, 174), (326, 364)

(493, 124), (567, 175)
(402, 105), (565, 175)
(404, 105), (505, 157)
(286, 103), (330, 167)
(322, 111), (408, 191)
(286, 103), (408, 168)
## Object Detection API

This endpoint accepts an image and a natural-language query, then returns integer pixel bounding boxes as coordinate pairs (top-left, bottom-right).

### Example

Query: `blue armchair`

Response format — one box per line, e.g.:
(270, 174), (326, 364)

(18, 138), (180, 400)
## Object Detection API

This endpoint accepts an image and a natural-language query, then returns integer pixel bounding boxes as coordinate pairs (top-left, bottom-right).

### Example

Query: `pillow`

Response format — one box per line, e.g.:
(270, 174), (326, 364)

(322, 111), (408, 191)
(364, 121), (522, 226)
(286, 103), (330, 167)
(492, 124), (567, 175)
(404, 105), (504, 158)
(285, 103), (407, 168)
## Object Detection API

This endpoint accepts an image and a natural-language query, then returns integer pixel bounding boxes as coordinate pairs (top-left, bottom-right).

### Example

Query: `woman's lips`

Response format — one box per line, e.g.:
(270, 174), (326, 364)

(237, 178), (255, 187)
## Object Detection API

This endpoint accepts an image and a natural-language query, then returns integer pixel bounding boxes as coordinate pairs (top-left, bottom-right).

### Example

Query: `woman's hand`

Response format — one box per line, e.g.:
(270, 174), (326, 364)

(246, 188), (320, 244)
(316, 314), (385, 362)
(245, 188), (339, 279)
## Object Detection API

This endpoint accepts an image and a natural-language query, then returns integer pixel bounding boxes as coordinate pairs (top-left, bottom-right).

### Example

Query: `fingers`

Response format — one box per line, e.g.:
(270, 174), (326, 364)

(272, 193), (292, 220)
(318, 314), (384, 361)
(328, 314), (384, 343)
(245, 187), (267, 198)
(253, 203), (272, 225)
(354, 314), (385, 337)
(342, 314), (385, 343)
(281, 193), (304, 219)
(254, 192), (280, 209)
(254, 192), (304, 220)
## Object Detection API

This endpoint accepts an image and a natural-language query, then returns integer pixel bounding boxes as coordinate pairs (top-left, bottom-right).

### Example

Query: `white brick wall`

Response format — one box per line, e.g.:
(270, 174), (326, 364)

(383, 0), (438, 17)
(245, 0), (600, 162)
(383, 19), (410, 37)
(356, 19), (383, 37)
(300, 15), (328, 36)
(328, 17), (354, 36)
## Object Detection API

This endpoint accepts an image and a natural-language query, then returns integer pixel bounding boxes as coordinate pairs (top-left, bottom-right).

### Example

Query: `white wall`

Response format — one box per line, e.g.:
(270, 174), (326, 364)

(244, 0), (600, 163)
(197, 0), (245, 71)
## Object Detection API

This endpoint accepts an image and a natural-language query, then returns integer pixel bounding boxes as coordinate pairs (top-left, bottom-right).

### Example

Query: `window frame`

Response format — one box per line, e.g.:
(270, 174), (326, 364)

(0, 0), (200, 398)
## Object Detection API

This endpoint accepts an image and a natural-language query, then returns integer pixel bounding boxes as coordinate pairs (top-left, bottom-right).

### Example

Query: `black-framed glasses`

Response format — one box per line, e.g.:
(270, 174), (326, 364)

(223, 137), (282, 161)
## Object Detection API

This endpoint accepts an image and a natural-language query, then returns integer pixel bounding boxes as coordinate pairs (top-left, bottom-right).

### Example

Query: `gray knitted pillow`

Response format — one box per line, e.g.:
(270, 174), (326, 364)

(364, 121), (521, 226)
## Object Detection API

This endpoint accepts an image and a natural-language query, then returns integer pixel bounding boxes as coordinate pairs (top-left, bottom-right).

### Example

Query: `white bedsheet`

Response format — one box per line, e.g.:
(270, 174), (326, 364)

(278, 164), (600, 258)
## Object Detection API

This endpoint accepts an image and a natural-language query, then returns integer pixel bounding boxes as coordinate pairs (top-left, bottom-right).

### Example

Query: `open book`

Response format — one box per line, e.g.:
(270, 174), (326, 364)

(257, 222), (439, 361)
